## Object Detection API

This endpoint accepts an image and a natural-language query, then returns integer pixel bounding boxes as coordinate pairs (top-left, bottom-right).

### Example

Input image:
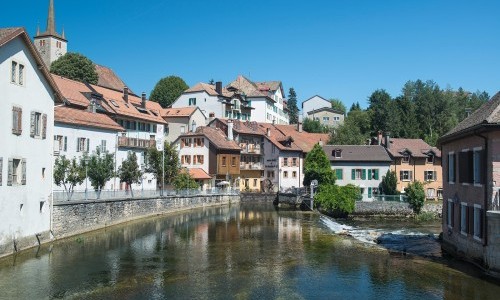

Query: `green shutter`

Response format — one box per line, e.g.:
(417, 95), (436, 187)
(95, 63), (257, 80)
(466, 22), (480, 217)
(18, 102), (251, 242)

(351, 169), (355, 180)
(362, 169), (367, 180)
(336, 169), (343, 180)
(368, 187), (372, 198)
(374, 169), (379, 180)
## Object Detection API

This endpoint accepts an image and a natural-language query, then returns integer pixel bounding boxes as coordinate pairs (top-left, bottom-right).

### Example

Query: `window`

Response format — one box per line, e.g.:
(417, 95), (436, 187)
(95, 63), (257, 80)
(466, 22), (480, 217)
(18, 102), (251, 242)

(333, 116), (340, 121)
(474, 205), (483, 239)
(100, 140), (107, 152)
(402, 154), (410, 163)
(332, 150), (342, 158)
(283, 171), (288, 178)
(189, 98), (196, 106)
(368, 169), (379, 180)
(292, 171), (297, 178)
(76, 138), (90, 152)
(448, 153), (456, 183)
(424, 170), (437, 181)
(292, 158), (298, 167)
(180, 126), (186, 134)
(29, 112), (46, 139)
(460, 203), (468, 234)
(195, 138), (204, 147)
(222, 156), (227, 167)
(191, 121), (197, 132)
(181, 155), (191, 165)
(426, 154), (434, 164)
(253, 179), (257, 187)
(267, 171), (275, 178)
(323, 117), (329, 123)
(283, 158), (288, 167)
(11, 61), (17, 83)
(335, 169), (343, 180)
(54, 135), (67, 151)
(18, 64), (24, 85)
(12, 106), (22, 135)
(400, 170), (413, 181)
(195, 155), (204, 165)
(372, 187), (379, 196)
(426, 188), (435, 198)
(8, 158), (26, 186)
(447, 199), (454, 228)
(437, 189), (443, 199)
(352, 169), (366, 180)
(459, 150), (473, 184)
(231, 157), (236, 167)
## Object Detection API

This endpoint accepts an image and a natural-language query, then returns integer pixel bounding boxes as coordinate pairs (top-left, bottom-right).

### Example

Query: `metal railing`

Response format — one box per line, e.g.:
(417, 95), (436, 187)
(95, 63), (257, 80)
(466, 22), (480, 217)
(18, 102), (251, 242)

(370, 195), (408, 202)
(118, 136), (156, 149)
(239, 162), (264, 170)
(54, 187), (240, 202)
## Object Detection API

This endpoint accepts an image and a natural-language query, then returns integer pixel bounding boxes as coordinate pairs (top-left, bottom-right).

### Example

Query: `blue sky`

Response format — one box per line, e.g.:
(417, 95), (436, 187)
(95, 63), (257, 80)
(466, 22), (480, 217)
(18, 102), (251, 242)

(3, 0), (499, 109)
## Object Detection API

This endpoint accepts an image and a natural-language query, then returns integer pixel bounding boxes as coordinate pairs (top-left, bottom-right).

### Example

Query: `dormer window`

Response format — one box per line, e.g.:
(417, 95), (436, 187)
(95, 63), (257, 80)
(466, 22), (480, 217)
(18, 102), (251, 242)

(426, 154), (434, 164)
(402, 154), (410, 163)
(332, 149), (342, 158)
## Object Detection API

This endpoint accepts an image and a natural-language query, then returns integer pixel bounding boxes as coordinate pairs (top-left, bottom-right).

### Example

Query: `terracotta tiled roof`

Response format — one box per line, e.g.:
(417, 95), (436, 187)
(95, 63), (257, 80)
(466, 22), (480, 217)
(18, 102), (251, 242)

(90, 85), (166, 124)
(0, 27), (63, 103)
(214, 118), (264, 135)
(324, 145), (392, 162)
(275, 125), (330, 153)
(52, 74), (92, 108)
(180, 126), (241, 150)
(257, 123), (303, 152)
(184, 82), (235, 98)
(187, 168), (212, 180)
(440, 92), (500, 140)
(383, 138), (441, 158)
(55, 106), (124, 131)
(307, 107), (344, 115)
(227, 75), (274, 99)
(95, 64), (131, 93)
(162, 107), (197, 118)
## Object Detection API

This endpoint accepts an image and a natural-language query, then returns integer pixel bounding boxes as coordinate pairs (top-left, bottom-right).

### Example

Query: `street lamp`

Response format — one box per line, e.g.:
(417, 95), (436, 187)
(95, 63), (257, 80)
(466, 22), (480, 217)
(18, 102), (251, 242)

(84, 156), (90, 200)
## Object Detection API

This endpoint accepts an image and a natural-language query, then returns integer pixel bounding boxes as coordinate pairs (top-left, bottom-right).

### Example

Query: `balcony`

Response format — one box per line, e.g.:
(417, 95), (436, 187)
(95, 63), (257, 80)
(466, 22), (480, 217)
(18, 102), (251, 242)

(239, 162), (264, 170)
(240, 143), (261, 154)
(118, 136), (156, 149)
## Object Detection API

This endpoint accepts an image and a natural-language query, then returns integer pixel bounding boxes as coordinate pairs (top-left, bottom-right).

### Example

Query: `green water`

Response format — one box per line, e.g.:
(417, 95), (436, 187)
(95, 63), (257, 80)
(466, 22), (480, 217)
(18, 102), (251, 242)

(0, 202), (498, 299)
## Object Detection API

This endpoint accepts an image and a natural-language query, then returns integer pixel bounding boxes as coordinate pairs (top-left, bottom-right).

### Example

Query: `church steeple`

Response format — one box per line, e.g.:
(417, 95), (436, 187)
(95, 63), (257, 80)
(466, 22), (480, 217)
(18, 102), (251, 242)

(34, 0), (68, 67)
(46, 0), (56, 35)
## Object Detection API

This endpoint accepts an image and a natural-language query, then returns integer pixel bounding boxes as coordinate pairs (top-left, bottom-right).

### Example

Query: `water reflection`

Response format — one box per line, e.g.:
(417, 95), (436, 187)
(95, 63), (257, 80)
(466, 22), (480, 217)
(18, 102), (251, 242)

(0, 203), (498, 299)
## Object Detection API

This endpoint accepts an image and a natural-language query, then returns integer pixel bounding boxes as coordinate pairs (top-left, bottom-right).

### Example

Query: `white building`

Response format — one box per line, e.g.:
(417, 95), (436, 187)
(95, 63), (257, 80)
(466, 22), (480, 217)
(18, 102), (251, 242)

(323, 145), (392, 201)
(162, 107), (206, 143)
(0, 27), (62, 257)
(174, 134), (212, 190)
(301, 95), (331, 117)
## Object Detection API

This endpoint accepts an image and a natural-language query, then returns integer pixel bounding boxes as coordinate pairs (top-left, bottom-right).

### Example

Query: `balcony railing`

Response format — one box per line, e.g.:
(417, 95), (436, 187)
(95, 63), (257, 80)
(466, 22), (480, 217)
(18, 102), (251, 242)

(239, 162), (264, 170)
(240, 143), (261, 154)
(118, 137), (156, 149)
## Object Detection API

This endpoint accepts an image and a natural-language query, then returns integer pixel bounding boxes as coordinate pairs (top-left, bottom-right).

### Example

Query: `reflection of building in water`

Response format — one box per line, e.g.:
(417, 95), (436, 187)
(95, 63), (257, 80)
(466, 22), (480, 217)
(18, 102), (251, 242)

(277, 217), (302, 243)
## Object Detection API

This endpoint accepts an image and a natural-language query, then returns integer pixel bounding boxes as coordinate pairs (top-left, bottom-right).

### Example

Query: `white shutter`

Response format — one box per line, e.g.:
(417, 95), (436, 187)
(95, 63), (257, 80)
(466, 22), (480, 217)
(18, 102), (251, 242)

(30, 111), (36, 137)
(7, 158), (13, 186)
(21, 158), (26, 185)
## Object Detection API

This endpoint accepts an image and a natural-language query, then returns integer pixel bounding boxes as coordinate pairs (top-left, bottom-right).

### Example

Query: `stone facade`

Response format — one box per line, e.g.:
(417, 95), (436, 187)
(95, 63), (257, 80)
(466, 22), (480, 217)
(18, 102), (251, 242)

(353, 201), (442, 217)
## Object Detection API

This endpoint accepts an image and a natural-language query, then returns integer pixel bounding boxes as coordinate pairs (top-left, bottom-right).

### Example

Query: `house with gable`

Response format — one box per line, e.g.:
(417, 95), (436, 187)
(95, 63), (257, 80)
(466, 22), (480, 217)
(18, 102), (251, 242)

(438, 92), (500, 275)
(162, 106), (206, 143)
(382, 135), (443, 200)
(323, 145), (392, 201)
(0, 27), (63, 257)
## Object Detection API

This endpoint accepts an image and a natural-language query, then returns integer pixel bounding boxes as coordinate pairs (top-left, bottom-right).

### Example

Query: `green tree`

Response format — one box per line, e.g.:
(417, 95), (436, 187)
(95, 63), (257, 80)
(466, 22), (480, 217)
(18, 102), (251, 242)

(146, 142), (181, 188)
(173, 171), (198, 190)
(287, 87), (300, 124)
(150, 76), (189, 108)
(315, 184), (360, 217)
(381, 170), (398, 195)
(118, 152), (143, 197)
(303, 118), (328, 133)
(368, 89), (394, 135)
(86, 148), (114, 198)
(50, 52), (98, 84)
(329, 120), (367, 145)
(349, 102), (362, 112)
(53, 155), (86, 200)
(406, 181), (426, 214)
(330, 98), (346, 114)
(303, 143), (336, 186)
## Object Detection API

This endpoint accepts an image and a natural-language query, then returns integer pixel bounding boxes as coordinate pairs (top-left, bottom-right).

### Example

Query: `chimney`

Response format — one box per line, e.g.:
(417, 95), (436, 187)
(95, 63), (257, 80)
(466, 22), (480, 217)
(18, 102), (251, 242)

(215, 81), (222, 95)
(377, 131), (383, 145)
(297, 121), (303, 133)
(385, 132), (391, 149)
(88, 100), (97, 113)
(319, 139), (324, 146)
(208, 112), (215, 124)
(266, 128), (271, 137)
(465, 108), (472, 118)
(123, 86), (129, 103)
(227, 120), (234, 141)
(141, 92), (147, 108)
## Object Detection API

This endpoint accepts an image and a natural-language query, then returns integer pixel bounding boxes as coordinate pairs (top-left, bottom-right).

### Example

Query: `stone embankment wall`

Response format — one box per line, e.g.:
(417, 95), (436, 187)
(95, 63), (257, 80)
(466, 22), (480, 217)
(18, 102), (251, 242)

(52, 194), (239, 239)
(353, 201), (443, 217)
(485, 211), (500, 276)
(240, 193), (276, 202)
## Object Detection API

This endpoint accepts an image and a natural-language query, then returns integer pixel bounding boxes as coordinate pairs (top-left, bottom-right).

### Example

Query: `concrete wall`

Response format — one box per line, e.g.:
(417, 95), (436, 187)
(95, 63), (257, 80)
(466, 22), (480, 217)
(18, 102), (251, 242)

(353, 201), (442, 217)
(51, 194), (240, 239)
(172, 92), (223, 119)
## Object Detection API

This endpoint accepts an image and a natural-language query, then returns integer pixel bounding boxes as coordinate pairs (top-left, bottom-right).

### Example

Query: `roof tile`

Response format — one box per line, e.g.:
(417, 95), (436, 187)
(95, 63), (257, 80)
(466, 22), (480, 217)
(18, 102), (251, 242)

(55, 106), (124, 131)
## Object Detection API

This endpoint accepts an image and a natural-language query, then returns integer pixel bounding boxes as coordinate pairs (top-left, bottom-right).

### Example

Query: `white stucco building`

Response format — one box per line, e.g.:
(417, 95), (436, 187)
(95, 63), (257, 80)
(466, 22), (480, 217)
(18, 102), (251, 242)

(301, 95), (331, 117)
(162, 107), (206, 143)
(323, 145), (392, 201)
(0, 27), (62, 257)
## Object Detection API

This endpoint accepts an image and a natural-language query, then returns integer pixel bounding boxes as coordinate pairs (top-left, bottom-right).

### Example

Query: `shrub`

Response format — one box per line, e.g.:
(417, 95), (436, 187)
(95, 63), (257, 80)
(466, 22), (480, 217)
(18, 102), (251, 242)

(406, 181), (425, 214)
(314, 184), (360, 218)
(381, 170), (398, 195)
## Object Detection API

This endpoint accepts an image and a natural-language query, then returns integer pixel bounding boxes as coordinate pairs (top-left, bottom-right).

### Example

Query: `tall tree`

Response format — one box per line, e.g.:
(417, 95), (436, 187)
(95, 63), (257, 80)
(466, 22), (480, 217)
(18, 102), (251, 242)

(380, 170), (398, 195)
(303, 143), (336, 186)
(150, 76), (189, 108)
(287, 87), (300, 124)
(86, 148), (114, 198)
(53, 156), (86, 200)
(118, 152), (143, 197)
(50, 52), (98, 84)
(350, 102), (362, 112)
(329, 120), (367, 145)
(330, 98), (346, 114)
(368, 89), (393, 135)
(146, 142), (181, 188)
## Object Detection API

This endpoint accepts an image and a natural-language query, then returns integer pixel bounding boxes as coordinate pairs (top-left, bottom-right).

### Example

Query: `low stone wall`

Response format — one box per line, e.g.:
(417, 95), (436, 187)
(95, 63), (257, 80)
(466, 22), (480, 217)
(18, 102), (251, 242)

(240, 193), (276, 202)
(52, 194), (239, 239)
(353, 201), (443, 217)
(0, 230), (51, 259)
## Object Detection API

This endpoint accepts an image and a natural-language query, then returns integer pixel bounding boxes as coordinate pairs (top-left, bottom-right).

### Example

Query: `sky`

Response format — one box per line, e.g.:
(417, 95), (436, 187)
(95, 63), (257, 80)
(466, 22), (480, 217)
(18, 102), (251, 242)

(2, 0), (499, 110)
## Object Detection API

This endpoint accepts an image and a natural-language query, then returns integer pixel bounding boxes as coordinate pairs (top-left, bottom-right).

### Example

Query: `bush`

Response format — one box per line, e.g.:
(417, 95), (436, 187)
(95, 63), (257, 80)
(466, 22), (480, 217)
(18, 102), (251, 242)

(406, 181), (425, 214)
(381, 170), (398, 195)
(303, 143), (336, 186)
(314, 184), (360, 218)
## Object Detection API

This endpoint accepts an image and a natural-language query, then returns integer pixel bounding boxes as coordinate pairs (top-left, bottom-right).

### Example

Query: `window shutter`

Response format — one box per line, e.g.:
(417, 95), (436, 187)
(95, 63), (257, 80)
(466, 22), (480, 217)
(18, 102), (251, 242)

(450, 202), (455, 227)
(409, 171), (413, 181)
(18, 108), (22, 135)
(433, 171), (437, 181)
(21, 158), (26, 185)
(64, 137), (67, 151)
(86, 138), (90, 152)
(42, 114), (47, 139)
(351, 169), (355, 180)
(0, 158), (3, 186)
(30, 111), (36, 137)
(12, 107), (16, 134)
(7, 158), (13, 186)
(374, 169), (379, 180)
(367, 169), (372, 180)
(459, 152), (466, 183)
(76, 138), (80, 152)
(362, 169), (367, 180)
(467, 151), (474, 183)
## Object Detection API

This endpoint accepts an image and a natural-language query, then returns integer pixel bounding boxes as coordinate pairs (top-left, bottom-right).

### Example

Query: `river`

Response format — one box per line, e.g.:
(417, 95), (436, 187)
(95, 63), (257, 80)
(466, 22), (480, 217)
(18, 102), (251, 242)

(0, 202), (498, 299)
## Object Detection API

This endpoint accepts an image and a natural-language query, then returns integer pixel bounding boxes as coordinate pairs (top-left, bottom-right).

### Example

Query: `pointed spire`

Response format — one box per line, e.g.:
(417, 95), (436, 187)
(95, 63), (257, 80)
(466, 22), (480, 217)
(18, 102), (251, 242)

(62, 26), (65, 39)
(46, 0), (55, 35)
(36, 24), (40, 36)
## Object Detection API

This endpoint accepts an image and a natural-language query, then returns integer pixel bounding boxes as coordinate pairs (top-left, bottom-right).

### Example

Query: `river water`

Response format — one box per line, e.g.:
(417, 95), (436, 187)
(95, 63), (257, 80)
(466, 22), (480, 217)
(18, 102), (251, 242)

(0, 202), (499, 299)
